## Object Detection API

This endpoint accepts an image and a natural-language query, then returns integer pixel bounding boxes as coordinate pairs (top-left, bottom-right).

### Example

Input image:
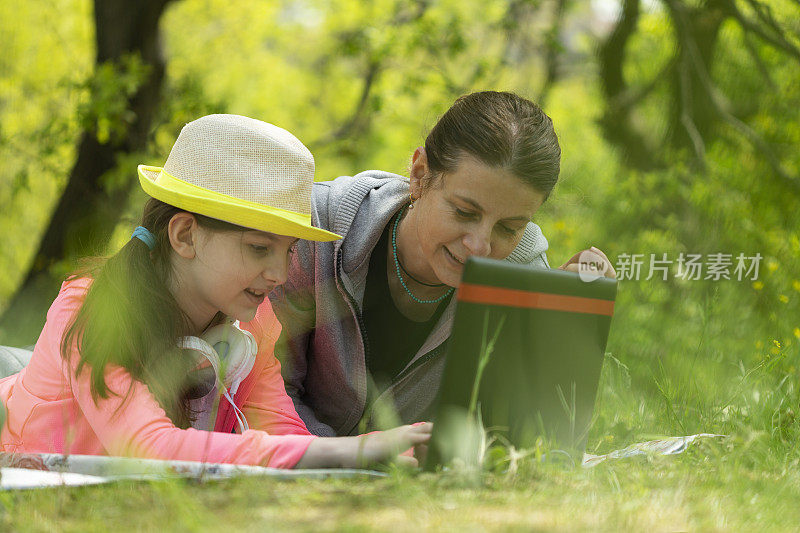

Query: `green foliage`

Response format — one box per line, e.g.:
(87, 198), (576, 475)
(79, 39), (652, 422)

(0, 0), (92, 304)
(77, 54), (151, 145)
(1, 0), (799, 526)
(158, 0), (565, 179)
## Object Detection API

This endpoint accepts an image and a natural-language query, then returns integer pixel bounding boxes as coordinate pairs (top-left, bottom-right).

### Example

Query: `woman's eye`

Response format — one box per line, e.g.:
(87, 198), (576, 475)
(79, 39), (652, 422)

(500, 225), (518, 236)
(455, 208), (476, 219)
(250, 244), (269, 255)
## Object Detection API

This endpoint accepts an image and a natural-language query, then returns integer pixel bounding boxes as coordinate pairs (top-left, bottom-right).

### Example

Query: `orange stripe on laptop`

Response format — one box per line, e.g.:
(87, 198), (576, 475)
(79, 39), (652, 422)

(458, 283), (615, 316)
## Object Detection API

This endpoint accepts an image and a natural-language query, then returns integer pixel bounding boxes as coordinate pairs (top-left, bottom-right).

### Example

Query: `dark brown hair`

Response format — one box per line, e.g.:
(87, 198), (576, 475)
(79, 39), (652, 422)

(61, 198), (241, 428)
(424, 91), (561, 199)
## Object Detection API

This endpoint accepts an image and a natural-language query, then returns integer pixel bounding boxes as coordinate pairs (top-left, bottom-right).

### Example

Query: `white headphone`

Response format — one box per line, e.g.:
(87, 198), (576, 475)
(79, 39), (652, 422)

(179, 319), (257, 433)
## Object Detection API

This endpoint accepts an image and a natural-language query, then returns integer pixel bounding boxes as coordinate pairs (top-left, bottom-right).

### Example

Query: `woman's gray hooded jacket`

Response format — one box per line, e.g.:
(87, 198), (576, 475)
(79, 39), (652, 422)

(269, 171), (550, 436)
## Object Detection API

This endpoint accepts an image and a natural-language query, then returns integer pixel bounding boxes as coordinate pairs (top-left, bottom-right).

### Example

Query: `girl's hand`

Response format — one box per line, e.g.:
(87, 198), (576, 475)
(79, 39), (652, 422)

(295, 422), (432, 469)
(558, 246), (617, 279)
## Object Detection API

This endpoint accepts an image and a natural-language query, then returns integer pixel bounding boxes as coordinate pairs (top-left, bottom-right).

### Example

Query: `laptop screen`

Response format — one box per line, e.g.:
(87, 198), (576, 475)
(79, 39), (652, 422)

(425, 257), (617, 469)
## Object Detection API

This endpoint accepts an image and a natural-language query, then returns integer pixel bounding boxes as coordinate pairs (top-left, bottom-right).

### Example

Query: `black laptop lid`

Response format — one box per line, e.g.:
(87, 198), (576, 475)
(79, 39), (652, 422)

(426, 257), (617, 469)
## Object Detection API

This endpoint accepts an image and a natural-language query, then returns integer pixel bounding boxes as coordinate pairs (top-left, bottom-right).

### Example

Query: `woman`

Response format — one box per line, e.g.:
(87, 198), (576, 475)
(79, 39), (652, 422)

(0, 114), (429, 468)
(270, 91), (616, 437)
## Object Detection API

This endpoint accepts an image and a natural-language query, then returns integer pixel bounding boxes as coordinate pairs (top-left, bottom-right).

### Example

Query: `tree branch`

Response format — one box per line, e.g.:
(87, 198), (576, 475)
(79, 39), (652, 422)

(669, 0), (800, 192)
(309, 59), (381, 148)
(663, 0), (707, 166)
(742, 32), (778, 90)
(725, 0), (800, 62)
(612, 58), (674, 111)
(677, 43), (706, 165)
(597, 0), (660, 169)
(538, 0), (569, 106)
(309, 0), (429, 149)
(598, 0), (640, 98)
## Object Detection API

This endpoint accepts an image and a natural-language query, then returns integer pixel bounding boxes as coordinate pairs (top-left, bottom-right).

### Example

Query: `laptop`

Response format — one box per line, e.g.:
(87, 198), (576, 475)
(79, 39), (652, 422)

(424, 256), (617, 469)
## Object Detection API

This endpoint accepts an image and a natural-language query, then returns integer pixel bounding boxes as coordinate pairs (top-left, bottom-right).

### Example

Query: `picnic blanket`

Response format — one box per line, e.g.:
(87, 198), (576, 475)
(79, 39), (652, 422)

(581, 433), (725, 467)
(0, 433), (724, 489)
(0, 452), (384, 490)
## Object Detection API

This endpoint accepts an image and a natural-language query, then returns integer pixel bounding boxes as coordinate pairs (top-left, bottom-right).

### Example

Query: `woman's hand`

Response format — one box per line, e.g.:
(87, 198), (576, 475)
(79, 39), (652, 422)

(558, 246), (617, 279)
(295, 422), (432, 469)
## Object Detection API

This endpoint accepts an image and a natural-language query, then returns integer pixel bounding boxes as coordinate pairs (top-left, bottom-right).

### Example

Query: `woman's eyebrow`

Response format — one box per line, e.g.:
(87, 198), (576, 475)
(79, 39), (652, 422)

(453, 195), (484, 212)
(503, 215), (531, 223)
(453, 195), (530, 222)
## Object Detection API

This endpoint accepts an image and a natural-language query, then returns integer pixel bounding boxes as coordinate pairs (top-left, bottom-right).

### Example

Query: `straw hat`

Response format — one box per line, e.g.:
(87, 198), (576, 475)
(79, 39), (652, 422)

(138, 114), (341, 242)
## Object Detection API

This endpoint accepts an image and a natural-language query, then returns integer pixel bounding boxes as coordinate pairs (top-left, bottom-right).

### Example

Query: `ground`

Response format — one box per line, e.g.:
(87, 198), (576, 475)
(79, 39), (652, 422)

(4, 441), (800, 532)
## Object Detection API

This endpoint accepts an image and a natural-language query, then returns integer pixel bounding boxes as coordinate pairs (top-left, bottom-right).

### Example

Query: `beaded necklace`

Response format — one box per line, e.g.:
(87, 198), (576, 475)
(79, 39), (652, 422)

(396, 246), (446, 288)
(391, 207), (454, 305)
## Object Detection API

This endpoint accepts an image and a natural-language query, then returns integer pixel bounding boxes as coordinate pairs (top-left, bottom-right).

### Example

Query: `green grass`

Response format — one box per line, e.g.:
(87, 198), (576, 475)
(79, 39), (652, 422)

(2, 447), (800, 532)
(3, 248), (798, 531)
(4, 303), (799, 532)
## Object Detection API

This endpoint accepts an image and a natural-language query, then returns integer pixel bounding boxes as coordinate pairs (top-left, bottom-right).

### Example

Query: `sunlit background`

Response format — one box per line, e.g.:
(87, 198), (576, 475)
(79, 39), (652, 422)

(1, 0), (799, 481)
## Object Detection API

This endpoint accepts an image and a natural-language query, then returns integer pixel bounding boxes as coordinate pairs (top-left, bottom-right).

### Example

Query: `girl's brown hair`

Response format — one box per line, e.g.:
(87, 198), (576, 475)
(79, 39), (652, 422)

(424, 91), (561, 199)
(61, 198), (240, 428)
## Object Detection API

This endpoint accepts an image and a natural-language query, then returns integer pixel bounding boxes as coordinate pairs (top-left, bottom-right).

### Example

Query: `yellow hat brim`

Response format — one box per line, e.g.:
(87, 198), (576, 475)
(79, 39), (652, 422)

(138, 165), (342, 242)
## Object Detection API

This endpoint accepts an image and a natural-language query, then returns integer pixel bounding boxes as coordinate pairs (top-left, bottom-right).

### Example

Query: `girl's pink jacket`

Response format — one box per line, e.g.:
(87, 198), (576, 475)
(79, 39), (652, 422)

(0, 278), (316, 468)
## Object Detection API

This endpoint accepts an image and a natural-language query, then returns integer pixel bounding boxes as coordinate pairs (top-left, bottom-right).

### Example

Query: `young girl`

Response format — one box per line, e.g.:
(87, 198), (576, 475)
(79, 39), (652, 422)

(0, 114), (430, 469)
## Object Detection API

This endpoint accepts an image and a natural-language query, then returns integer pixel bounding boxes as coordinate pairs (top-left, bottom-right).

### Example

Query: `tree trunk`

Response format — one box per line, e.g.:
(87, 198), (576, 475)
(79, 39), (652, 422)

(597, 0), (661, 170)
(0, 0), (173, 345)
(665, 0), (727, 156)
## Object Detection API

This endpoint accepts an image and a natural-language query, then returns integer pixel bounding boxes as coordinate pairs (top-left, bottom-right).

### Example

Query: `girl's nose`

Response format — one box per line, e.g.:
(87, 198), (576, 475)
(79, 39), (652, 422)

(263, 258), (289, 286)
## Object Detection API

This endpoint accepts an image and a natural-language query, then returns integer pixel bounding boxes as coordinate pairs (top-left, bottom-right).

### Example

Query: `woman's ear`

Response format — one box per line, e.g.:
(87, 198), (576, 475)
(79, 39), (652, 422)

(409, 146), (429, 199)
(167, 212), (197, 259)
